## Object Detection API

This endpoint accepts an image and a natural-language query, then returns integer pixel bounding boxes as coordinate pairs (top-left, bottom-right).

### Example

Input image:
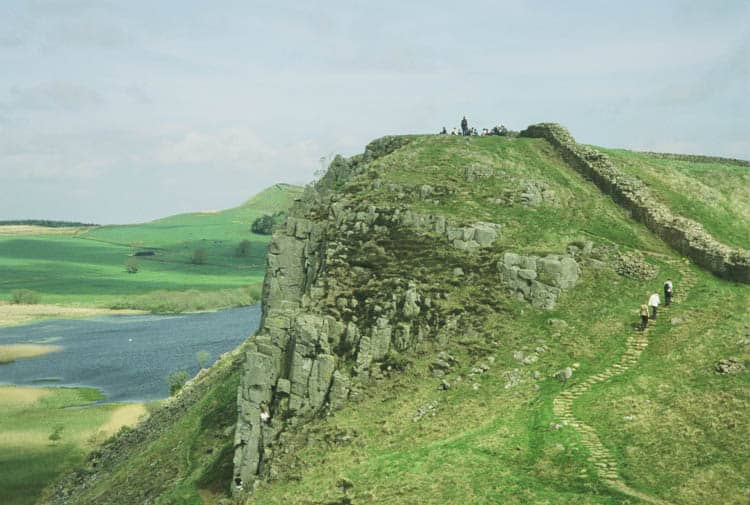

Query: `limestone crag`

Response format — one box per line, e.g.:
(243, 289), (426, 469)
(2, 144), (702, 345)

(232, 133), (581, 496)
(520, 123), (750, 283)
(232, 137), (458, 495)
(398, 209), (501, 251)
(497, 252), (580, 309)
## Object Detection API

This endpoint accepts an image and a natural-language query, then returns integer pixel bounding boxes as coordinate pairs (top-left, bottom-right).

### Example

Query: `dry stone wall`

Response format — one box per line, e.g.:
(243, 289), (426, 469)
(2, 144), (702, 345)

(520, 123), (750, 283)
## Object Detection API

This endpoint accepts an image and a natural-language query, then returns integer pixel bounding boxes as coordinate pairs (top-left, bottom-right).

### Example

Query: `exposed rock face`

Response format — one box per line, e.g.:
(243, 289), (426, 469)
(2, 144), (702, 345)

(520, 123), (750, 283)
(232, 137), (457, 495)
(519, 179), (557, 207)
(497, 252), (581, 309)
(232, 134), (580, 495)
(398, 210), (501, 251)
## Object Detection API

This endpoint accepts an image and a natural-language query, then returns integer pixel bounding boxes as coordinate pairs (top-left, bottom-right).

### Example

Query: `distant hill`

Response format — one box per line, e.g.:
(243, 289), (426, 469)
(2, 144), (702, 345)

(240, 183), (305, 213)
(0, 220), (97, 228)
(0, 183), (304, 311)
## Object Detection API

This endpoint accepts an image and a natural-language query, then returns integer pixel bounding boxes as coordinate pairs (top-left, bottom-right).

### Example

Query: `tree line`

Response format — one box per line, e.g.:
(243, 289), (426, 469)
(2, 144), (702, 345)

(0, 220), (98, 227)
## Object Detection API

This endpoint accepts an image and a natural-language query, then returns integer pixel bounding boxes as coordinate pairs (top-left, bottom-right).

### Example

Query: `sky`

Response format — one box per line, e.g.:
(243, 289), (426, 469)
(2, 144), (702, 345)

(0, 0), (748, 224)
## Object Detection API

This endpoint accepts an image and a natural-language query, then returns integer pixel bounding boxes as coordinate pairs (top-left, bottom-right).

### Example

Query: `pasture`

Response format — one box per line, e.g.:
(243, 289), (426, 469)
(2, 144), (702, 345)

(0, 386), (147, 505)
(0, 184), (302, 317)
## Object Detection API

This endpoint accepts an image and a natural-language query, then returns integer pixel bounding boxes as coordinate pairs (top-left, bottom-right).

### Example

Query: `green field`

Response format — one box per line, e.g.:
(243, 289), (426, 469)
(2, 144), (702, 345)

(0, 184), (303, 313)
(0, 386), (147, 505)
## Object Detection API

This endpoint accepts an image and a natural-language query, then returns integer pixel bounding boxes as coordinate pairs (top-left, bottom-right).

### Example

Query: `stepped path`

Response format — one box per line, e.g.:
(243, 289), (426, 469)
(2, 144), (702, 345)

(552, 258), (696, 505)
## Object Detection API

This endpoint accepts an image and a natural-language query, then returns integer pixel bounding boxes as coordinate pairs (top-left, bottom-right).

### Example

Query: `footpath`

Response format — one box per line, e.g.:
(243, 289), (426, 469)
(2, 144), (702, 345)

(552, 258), (696, 505)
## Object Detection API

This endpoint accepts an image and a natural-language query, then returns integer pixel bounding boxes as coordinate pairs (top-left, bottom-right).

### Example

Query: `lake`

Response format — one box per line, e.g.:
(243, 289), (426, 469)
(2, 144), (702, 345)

(0, 305), (261, 402)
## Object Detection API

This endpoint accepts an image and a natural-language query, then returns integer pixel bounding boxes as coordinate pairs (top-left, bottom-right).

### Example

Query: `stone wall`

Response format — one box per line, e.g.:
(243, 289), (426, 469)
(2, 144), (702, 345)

(520, 123), (750, 283)
(636, 151), (750, 167)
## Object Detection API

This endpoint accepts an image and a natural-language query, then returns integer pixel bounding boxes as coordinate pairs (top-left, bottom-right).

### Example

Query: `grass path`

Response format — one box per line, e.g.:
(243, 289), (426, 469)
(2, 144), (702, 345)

(552, 258), (696, 505)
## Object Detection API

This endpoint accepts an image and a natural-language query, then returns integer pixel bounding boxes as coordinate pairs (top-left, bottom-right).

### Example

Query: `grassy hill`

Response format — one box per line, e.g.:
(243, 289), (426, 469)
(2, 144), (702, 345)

(0, 184), (303, 315)
(39, 132), (749, 505)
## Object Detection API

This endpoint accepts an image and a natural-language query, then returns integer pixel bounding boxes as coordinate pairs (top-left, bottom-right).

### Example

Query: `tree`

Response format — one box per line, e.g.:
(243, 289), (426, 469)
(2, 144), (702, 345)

(167, 370), (190, 396)
(236, 239), (252, 257)
(196, 350), (211, 369)
(125, 257), (139, 274)
(250, 215), (275, 235)
(48, 424), (64, 445)
(10, 289), (41, 305)
(191, 248), (208, 265)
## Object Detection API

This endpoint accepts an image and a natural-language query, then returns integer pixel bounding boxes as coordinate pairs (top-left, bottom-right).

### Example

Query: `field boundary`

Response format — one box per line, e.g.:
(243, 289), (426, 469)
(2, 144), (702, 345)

(520, 123), (750, 283)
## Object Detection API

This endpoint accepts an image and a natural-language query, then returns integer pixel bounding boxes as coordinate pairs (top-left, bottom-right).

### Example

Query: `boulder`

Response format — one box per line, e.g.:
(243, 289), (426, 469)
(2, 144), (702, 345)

(554, 367), (573, 383)
(715, 357), (745, 375)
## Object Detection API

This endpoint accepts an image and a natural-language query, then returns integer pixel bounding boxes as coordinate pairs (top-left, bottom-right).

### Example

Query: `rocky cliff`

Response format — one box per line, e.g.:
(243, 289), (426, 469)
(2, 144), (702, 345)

(231, 135), (582, 496)
(36, 126), (749, 505)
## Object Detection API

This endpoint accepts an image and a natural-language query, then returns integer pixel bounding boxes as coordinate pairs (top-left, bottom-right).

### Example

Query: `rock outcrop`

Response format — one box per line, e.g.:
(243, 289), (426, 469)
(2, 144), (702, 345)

(231, 134), (579, 495)
(232, 137), (452, 495)
(497, 252), (580, 309)
(520, 123), (750, 283)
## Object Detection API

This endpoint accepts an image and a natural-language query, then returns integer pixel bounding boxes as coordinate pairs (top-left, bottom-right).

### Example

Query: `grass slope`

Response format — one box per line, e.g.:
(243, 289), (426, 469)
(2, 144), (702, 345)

(39, 136), (749, 505)
(598, 148), (750, 250)
(0, 184), (302, 314)
(38, 344), (248, 505)
(239, 136), (748, 505)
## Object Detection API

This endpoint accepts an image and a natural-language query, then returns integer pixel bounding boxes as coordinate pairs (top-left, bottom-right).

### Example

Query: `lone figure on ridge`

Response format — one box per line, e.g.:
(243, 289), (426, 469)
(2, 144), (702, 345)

(461, 116), (469, 136)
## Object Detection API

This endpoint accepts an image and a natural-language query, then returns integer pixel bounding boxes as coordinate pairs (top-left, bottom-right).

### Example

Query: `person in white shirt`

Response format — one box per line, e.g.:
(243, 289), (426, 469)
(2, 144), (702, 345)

(664, 279), (673, 306)
(648, 292), (661, 319)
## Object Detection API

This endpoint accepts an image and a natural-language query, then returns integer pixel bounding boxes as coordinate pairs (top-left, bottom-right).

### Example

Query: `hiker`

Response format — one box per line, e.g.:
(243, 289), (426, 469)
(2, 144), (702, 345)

(440, 126), (447, 135)
(664, 278), (673, 306)
(648, 292), (661, 319)
(639, 302), (650, 331)
(461, 116), (469, 136)
(451, 127), (458, 135)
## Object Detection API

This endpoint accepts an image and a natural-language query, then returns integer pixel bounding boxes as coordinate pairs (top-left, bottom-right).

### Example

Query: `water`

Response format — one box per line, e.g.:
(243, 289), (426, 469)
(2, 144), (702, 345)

(0, 305), (261, 402)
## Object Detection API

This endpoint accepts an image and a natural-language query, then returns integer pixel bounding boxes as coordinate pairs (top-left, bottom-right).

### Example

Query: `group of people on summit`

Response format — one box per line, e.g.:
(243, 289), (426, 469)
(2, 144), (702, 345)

(440, 116), (510, 137)
(639, 279), (673, 331)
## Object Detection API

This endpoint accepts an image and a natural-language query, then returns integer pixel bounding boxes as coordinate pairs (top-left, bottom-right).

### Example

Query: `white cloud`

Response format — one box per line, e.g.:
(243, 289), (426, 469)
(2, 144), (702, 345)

(0, 152), (108, 180)
(0, 129), (146, 181)
(4, 81), (103, 111)
(155, 127), (321, 178)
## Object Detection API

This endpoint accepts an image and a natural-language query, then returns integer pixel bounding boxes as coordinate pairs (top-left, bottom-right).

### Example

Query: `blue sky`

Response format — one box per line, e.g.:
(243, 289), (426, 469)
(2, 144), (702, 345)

(0, 0), (748, 223)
